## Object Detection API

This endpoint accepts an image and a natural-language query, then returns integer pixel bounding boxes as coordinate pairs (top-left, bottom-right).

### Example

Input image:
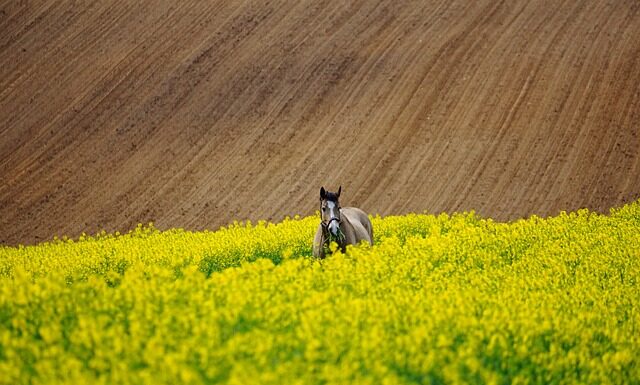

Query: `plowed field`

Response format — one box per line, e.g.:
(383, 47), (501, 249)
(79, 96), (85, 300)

(1, 1), (639, 245)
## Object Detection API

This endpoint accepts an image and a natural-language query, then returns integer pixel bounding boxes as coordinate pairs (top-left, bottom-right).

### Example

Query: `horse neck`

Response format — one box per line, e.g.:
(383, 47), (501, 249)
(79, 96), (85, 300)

(339, 214), (353, 235)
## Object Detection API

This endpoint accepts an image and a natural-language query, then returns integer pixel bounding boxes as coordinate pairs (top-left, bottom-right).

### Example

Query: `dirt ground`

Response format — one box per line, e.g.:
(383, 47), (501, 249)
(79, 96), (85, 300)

(1, 1), (639, 245)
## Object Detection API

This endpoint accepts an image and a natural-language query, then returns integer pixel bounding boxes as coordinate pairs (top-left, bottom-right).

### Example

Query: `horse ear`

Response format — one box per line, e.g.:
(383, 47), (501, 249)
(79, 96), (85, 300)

(337, 186), (341, 197)
(320, 187), (326, 200)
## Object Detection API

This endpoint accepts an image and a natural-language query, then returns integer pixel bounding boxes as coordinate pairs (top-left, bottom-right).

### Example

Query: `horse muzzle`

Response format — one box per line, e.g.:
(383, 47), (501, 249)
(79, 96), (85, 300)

(322, 217), (341, 236)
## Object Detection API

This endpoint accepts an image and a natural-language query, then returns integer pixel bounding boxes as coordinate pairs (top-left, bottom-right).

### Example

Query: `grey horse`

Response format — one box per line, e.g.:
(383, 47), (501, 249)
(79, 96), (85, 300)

(313, 186), (373, 258)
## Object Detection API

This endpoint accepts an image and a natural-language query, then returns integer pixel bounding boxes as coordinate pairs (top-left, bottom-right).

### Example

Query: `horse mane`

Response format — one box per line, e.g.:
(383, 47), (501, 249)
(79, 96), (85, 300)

(323, 192), (340, 202)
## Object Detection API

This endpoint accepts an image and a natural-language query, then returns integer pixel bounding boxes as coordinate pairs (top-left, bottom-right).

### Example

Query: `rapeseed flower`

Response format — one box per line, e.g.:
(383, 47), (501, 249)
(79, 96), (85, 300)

(0, 202), (638, 384)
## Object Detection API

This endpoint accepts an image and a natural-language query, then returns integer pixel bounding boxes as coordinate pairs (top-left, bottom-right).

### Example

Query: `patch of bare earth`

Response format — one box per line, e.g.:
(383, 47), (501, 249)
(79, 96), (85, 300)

(1, 1), (639, 245)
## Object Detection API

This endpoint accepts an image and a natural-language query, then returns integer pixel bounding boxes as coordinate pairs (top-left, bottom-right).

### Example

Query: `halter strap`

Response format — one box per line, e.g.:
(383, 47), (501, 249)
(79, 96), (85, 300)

(321, 216), (341, 229)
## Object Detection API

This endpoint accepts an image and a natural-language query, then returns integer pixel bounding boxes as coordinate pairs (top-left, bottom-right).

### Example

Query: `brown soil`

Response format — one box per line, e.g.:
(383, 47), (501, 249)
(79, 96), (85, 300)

(1, 1), (639, 246)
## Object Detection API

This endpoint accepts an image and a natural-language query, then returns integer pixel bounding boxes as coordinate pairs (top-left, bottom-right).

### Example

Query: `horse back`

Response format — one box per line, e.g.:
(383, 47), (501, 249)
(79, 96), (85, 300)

(342, 207), (373, 245)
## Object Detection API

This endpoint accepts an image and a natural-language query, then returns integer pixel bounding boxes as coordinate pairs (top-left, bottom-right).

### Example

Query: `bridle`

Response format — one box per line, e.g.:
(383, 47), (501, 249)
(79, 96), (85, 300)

(320, 216), (341, 230)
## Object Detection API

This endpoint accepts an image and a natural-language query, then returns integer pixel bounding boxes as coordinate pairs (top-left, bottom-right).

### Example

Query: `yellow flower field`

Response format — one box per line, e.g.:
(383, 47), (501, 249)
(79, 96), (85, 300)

(1, 202), (639, 384)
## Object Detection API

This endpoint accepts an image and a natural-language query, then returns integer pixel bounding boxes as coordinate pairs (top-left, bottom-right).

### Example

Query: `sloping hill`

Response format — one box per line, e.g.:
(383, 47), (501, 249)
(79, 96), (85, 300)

(1, 0), (639, 245)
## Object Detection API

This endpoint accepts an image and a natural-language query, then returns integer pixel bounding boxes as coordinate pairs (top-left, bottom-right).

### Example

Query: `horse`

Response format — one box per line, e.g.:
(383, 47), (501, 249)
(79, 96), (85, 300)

(313, 186), (373, 259)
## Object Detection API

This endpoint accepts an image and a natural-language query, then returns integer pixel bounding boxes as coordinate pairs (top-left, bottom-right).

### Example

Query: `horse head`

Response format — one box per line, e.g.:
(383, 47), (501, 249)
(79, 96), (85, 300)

(320, 186), (342, 237)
